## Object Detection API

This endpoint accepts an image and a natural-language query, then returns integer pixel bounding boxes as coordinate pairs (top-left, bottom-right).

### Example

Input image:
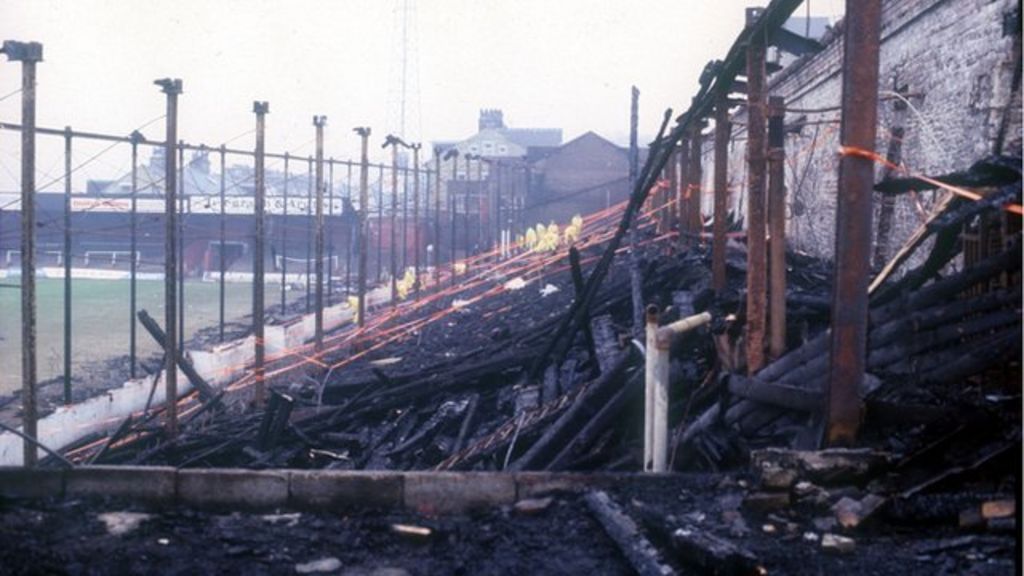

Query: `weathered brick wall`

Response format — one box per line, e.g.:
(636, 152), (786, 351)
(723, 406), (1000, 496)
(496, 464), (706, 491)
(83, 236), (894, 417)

(699, 0), (1021, 261)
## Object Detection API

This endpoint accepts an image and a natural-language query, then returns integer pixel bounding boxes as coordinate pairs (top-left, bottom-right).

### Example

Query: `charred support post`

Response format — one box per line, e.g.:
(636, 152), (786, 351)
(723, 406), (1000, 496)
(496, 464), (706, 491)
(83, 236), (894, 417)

(712, 93), (731, 293)
(767, 96), (787, 359)
(155, 77), (182, 439)
(688, 124), (703, 242)
(354, 127), (371, 328)
(745, 13), (768, 375)
(218, 145), (227, 341)
(129, 131), (142, 377)
(827, 0), (882, 445)
(872, 83), (909, 270)
(4, 41), (43, 465)
(313, 114), (326, 351)
(62, 126), (72, 404)
(253, 101), (269, 406)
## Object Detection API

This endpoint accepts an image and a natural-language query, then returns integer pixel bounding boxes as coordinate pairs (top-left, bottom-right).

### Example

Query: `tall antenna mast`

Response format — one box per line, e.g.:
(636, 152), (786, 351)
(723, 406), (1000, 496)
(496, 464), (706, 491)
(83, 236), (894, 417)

(387, 0), (421, 152)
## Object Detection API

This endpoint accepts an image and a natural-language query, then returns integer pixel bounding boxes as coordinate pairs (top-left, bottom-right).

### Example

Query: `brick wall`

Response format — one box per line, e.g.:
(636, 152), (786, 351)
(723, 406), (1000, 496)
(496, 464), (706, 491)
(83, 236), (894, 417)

(700, 0), (1021, 261)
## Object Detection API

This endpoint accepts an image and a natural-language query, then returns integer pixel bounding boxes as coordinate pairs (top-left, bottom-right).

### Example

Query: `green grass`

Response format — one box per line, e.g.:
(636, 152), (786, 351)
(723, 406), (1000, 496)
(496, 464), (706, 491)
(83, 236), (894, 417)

(0, 278), (302, 394)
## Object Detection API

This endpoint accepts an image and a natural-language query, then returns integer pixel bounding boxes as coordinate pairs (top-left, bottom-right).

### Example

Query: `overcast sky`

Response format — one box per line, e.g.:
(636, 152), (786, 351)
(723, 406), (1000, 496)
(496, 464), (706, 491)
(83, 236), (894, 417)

(0, 0), (842, 191)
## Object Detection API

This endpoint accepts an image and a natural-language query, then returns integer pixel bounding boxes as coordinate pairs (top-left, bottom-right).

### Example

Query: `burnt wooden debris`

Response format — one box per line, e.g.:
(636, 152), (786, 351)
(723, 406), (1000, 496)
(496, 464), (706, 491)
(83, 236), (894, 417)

(42, 151), (1021, 570)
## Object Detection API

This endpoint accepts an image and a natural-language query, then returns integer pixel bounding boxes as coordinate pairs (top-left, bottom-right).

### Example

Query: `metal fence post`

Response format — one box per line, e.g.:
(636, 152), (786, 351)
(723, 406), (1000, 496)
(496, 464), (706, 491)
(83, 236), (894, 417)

(154, 76), (182, 439)
(253, 101), (269, 405)
(4, 40), (43, 465)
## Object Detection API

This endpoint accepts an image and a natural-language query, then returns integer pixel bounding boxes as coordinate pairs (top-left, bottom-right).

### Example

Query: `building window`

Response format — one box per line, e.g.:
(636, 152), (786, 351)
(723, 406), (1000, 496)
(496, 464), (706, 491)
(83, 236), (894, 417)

(498, 145), (508, 154)
(469, 145), (479, 153)
(483, 141), (494, 154)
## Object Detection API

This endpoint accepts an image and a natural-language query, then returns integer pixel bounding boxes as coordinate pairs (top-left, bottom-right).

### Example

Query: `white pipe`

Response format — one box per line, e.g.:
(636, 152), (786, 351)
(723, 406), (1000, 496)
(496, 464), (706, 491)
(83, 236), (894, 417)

(644, 309), (713, 473)
(643, 306), (659, 472)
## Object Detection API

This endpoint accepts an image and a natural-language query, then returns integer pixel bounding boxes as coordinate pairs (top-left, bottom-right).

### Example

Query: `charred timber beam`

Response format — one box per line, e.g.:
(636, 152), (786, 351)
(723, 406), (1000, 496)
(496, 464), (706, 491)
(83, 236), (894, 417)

(136, 309), (221, 406)
(826, 0), (882, 446)
(712, 93), (730, 294)
(584, 491), (675, 576)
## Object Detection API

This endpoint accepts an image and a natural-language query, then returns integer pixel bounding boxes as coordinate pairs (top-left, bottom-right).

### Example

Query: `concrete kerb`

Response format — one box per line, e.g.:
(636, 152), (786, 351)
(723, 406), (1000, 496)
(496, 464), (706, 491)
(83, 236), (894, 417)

(0, 467), (662, 513)
(289, 470), (403, 510)
(177, 468), (290, 510)
(67, 465), (176, 502)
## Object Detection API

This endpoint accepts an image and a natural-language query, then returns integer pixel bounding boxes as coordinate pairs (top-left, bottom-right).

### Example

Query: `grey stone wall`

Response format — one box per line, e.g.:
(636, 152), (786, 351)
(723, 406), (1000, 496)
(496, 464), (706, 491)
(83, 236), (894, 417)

(696, 0), (1021, 262)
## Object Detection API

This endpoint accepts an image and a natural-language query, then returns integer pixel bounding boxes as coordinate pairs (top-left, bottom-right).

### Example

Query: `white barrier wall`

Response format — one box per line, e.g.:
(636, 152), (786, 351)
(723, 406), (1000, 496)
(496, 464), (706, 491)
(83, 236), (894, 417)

(0, 284), (394, 466)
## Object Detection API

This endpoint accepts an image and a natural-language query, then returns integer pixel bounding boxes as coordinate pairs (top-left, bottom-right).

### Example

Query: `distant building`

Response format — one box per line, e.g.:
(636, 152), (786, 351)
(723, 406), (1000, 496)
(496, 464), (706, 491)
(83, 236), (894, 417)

(524, 131), (631, 225)
(432, 109), (562, 180)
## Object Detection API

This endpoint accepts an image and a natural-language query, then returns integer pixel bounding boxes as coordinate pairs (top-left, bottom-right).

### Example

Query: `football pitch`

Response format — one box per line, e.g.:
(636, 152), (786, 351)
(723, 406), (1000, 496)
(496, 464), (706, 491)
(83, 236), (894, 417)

(0, 278), (301, 395)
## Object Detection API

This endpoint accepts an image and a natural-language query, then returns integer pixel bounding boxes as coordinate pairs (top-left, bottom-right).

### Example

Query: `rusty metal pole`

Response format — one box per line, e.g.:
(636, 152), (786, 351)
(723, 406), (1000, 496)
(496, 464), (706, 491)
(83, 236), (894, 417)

(354, 127), (370, 327)
(62, 126), (72, 404)
(4, 41), (42, 465)
(345, 160), (352, 296)
(688, 125), (704, 244)
(767, 96), (787, 360)
(219, 145), (227, 341)
(327, 157), (335, 306)
(253, 101), (269, 405)
(313, 115), (326, 351)
(464, 155), (472, 265)
(305, 156), (313, 313)
(712, 93), (731, 294)
(449, 150), (458, 286)
(130, 131), (142, 377)
(155, 77), (181, 439)
(434, 148), (442, 285)
(827, 0), (882, 446)
(412, 143), (421, 296)
(281, 153), (289, 312)
(377, 163), (384, 284)
(401, 166), (408, 273)
(389, 142), (398, 303)
(745, 17), (768, 375)
(177, 142), (185, 352)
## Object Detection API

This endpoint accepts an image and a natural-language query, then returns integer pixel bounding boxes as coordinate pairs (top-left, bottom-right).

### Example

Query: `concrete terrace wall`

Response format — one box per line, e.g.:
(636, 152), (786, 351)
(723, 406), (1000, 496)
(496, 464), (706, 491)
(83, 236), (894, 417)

(697, 0), (1021, 260)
